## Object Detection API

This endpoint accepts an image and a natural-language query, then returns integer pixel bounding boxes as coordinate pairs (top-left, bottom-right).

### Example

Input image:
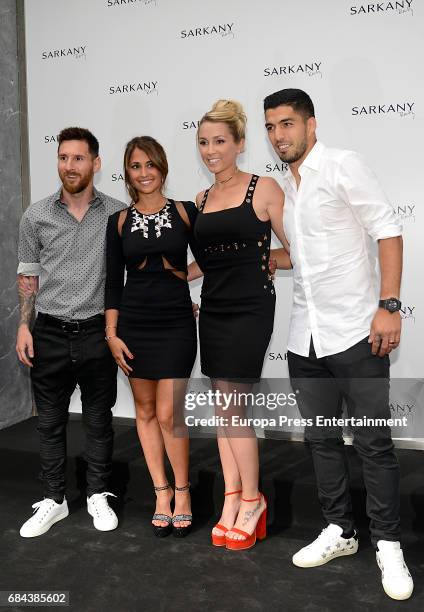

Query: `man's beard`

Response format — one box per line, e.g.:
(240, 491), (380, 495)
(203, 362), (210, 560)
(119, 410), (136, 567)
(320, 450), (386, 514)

(277, 138), (308, 164)
(60, 172), (92, 194)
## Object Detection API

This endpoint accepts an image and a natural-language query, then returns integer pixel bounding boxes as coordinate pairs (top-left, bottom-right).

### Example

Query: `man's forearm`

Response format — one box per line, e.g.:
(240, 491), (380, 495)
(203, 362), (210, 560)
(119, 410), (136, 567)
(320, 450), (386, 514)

(378, 236), (403, 299)
(17, 275), (38, 327)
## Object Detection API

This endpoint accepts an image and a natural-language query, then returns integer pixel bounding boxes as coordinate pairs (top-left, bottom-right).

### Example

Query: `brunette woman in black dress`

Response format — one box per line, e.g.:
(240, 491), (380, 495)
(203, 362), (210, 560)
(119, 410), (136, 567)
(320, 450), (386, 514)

(105, 137), (198, 537)
(189, 100), (291, 550)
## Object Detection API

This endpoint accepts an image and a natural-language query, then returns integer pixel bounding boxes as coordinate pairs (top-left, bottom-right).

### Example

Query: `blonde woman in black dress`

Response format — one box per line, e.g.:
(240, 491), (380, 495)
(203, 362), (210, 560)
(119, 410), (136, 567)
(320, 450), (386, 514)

(189, 100), (291, 550)
(105, 136), (199, 537)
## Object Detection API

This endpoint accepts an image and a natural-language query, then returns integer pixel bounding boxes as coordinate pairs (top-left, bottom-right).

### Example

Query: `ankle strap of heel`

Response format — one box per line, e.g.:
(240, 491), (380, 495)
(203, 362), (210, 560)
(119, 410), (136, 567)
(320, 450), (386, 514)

(224, 489), (242, 496)
(242, 493), (262, 502)
(154, 484), (171, 492)
(175, 483), (190, 492)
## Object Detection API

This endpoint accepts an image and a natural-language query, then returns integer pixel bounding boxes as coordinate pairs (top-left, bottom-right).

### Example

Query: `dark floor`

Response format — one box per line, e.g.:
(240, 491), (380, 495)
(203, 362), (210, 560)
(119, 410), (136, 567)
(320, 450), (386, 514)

(0, 417), (423, 612)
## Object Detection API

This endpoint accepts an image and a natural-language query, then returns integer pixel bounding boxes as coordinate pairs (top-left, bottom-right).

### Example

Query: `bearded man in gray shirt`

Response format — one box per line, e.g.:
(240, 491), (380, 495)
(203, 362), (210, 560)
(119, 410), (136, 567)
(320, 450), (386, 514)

(16, 127), (125, 537)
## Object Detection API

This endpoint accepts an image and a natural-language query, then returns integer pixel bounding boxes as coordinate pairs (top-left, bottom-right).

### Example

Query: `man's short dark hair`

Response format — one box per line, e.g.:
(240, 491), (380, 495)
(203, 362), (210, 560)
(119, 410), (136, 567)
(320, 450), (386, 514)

(58, 127), (99, 157)
(263, 89), (315, 119)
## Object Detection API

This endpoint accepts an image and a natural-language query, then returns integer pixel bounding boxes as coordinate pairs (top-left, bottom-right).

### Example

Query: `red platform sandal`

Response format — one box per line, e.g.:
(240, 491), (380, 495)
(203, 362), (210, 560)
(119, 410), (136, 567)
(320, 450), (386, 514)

(225, 493), (267, 551)
(211, 490), (242, 547)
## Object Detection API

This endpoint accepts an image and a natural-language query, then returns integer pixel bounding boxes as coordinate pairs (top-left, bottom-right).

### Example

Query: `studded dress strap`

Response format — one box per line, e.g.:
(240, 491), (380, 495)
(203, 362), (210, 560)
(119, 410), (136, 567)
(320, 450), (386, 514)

(244, 174), (259, 205)
(199, 187), (211, 212)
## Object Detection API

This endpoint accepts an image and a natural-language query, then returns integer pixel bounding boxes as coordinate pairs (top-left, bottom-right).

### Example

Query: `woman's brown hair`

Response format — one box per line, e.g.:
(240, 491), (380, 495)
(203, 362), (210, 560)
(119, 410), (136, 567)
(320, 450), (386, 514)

(123, 136), (169, 203)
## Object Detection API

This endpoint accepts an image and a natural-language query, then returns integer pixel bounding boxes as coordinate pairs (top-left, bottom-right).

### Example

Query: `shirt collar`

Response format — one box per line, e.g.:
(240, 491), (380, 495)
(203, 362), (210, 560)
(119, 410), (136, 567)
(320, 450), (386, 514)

(54, 186), (104, 208)
(281, 140), (325, 182)
(299, 140), (325, 171)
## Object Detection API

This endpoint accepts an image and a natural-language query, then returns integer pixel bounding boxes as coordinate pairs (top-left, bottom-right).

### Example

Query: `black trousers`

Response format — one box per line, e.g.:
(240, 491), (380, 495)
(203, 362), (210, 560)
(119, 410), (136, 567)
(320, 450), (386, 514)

(31, 313), (117, 500)
(288, 336), (400, 547)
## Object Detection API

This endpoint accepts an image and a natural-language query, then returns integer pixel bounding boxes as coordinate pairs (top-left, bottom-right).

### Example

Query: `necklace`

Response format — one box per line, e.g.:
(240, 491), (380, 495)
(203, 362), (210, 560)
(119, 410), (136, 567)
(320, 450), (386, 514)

(215, 168), (239, 186)
(131, 201), (172, 238)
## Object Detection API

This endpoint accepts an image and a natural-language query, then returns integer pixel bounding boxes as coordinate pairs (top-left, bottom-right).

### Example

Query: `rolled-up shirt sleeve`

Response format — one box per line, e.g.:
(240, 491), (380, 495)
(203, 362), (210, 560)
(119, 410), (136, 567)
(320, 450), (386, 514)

(17, 262), (42, 275)
(335, 151), (402, 241)
(17, 210), (42, 275)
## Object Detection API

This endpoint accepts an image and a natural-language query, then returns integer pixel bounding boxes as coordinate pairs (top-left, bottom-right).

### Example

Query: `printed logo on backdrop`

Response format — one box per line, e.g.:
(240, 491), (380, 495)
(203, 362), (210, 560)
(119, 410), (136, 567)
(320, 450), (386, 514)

(265, 162), (289, 174)
(44, 135), (59, 144)
(42, 46), (87, 61)
(109, 81), (158, 96)
(181, 23), (235, 39)
(268, 352), (288, 361)
(112, 173), (125, 182)
(400, 304), (416, 322)
(107, 0), (157, 6)
(352, 102), (415, 118)
(183, 120), (200, 130)
(392, 203), (416, 223)
(264, 61), (322, 79)
(350, 1), (413, 15)
(390, 402), (415, 424)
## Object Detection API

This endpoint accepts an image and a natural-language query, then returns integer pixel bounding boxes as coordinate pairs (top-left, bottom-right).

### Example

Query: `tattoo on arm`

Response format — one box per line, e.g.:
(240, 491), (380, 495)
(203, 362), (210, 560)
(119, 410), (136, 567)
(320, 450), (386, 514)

(17, 275), (39, 326)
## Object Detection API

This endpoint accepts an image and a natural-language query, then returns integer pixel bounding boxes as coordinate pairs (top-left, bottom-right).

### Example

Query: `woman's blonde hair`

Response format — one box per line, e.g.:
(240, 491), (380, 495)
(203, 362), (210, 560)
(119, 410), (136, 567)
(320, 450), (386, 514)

(198, 99), (247, 143)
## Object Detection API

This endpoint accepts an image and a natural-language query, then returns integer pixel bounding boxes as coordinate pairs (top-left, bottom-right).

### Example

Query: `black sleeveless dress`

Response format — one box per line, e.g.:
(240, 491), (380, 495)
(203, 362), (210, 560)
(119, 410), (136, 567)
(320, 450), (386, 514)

(194, 174), (275, 381)
(105, 200), (197, 379)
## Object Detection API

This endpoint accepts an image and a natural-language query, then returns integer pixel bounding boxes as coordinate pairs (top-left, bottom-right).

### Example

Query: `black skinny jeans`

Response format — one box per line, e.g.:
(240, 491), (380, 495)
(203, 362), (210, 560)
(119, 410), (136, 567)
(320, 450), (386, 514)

(288, 336), (401, 547)
(31, 314), (117, 500)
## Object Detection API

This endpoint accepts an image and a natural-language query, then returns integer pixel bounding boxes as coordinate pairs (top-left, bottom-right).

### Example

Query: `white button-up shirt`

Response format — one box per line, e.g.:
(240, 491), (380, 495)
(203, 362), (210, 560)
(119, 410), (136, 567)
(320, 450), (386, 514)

(282, 141), (402, 358)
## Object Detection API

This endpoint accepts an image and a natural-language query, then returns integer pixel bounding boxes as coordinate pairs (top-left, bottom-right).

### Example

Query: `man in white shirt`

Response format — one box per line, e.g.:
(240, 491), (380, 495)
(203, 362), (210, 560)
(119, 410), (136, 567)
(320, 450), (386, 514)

(264, 88), (413, 601)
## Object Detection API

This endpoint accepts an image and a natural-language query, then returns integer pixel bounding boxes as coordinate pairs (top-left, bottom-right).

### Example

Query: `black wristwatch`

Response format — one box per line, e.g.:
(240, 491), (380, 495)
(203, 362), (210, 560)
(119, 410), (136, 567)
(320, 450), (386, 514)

(379, 297), (401, 313)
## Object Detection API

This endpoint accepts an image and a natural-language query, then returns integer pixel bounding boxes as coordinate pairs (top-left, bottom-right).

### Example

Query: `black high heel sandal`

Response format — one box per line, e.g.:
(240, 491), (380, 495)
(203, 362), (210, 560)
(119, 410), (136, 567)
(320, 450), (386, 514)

(172, 483), (192, 538)
(152, 484), (173, 538)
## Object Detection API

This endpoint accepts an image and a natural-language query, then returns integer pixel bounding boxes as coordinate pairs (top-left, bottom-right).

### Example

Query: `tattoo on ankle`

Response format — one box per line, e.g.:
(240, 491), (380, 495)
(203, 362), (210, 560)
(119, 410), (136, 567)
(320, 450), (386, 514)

(241, 500), (260, 527)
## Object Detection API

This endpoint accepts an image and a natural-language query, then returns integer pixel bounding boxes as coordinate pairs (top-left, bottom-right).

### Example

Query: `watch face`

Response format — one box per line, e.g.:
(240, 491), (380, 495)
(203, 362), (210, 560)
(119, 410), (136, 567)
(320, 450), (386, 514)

(387, 298), (400, 312)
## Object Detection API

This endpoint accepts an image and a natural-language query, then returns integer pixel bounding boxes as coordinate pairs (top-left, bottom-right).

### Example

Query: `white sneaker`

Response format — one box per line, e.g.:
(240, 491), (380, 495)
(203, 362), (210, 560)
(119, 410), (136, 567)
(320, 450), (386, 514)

(20, 498), (69, 538)
(293, 524), (358, 568)
(376, 540), (414, 600)
(87, 492), (118, 531)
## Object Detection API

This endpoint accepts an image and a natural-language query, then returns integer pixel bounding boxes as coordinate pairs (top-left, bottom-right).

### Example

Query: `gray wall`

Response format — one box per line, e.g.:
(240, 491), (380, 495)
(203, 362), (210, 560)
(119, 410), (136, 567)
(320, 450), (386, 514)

(0, 0), (32, 429)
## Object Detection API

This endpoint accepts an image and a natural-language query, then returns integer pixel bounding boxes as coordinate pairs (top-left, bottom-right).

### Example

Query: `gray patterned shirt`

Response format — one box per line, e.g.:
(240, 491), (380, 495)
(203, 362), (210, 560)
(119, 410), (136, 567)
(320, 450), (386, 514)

(18, 187), (126, 319)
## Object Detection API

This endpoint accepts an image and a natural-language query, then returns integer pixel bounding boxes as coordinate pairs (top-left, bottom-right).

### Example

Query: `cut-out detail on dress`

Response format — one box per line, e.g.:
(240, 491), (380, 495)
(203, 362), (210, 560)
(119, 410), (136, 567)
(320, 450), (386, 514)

(137, 257), (147, 270)
(117, 209), (128, 238)
(162, 255), (187, 280)
(175, 201), (191, 228)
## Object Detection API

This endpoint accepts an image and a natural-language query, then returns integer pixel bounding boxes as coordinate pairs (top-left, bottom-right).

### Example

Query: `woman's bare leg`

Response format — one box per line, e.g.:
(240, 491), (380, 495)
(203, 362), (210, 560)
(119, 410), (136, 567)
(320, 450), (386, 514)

(211, 434), (242, 536)
(155, 379), (191, 527)
(130, 378), (173, 527)
(213, 380), (266, 541)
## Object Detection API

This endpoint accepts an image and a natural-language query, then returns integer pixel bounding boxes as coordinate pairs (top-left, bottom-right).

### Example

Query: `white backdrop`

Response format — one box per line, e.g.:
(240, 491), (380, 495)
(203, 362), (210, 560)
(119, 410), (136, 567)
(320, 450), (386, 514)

(24, 0), (423, 439)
